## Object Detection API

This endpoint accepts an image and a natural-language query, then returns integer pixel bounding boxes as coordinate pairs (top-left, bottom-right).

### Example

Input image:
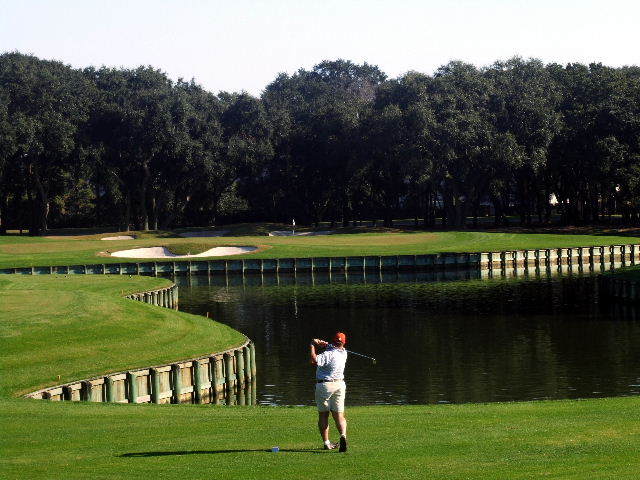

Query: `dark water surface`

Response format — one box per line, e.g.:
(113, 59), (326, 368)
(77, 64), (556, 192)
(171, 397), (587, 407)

(176, 270), (640, 406)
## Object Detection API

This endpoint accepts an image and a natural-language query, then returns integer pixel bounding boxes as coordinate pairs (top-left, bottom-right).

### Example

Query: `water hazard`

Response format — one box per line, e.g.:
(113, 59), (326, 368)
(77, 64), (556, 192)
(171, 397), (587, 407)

(175, 266), (640, 406)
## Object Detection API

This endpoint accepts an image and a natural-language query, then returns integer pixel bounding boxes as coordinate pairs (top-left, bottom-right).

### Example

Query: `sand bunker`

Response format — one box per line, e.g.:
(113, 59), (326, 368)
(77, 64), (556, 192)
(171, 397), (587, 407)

(110, 246), (257, 258)
(102, 235), (135, 241)
(268, 230), (333, 237)
(178, 230), (229, 238)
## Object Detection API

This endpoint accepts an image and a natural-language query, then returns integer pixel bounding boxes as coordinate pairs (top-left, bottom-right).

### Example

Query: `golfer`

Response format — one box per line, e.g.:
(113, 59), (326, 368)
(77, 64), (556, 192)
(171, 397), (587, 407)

(310, 332), (348, 452)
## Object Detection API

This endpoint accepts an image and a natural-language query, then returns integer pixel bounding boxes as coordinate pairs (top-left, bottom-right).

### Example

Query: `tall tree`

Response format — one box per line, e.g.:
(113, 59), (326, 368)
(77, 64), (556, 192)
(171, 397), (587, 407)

(427, 61), (493, 227)
(263, 60), (385, 225)
(88, 66), (173, 230)
(0, 52), (92, 234)
(0, 90), (16, 232)
(158, 80), (224, 228)
(219, 92), (272, 223)
(485, 58), (561, 225)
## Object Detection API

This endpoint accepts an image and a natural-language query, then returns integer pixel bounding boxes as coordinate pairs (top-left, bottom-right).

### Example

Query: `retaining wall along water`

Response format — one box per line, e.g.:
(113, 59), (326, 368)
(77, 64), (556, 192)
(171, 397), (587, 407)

(17, 244), (640, 403)
(26, 340), (257, 405)
(25, 283), (257, 405)
(125, 283), (179, 309)
(4, 243), (640, 276)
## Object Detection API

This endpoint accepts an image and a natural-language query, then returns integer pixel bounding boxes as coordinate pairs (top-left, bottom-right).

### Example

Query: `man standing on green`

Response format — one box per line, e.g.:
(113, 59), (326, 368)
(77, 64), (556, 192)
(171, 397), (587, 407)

(310, 332), (348, 452)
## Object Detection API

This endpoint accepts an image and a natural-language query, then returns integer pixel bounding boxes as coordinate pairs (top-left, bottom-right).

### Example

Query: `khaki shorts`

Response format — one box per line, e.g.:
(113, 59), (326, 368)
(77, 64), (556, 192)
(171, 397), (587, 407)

(315, 380), (346, 412)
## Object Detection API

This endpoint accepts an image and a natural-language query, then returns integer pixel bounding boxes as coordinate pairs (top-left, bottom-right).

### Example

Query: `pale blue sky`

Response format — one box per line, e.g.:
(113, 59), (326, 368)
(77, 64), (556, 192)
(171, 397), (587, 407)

(1, 0), (638, 95)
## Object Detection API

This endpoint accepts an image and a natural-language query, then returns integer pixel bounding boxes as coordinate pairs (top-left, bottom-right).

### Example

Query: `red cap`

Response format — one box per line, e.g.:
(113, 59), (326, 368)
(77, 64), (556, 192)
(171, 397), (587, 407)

(333, 332), (346, 345)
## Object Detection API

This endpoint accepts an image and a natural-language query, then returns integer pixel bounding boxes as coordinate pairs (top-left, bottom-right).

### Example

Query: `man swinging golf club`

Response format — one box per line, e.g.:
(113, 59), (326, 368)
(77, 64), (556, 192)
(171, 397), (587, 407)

(310, 332), (348, 452)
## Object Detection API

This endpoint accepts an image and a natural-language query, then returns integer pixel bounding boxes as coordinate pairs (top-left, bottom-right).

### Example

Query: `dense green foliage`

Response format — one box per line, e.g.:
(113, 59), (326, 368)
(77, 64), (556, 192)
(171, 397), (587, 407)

(1, 53), (640, 233)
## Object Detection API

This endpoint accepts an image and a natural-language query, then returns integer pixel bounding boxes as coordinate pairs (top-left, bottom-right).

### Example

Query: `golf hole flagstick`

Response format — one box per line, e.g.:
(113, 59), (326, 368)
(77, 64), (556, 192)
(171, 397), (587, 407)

(320, 340), (377, 364)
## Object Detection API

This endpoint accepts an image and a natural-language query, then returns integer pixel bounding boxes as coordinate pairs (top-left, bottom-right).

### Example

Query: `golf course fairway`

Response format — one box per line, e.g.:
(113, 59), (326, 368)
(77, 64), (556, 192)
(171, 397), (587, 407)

(2, 233), (640, 479)
(2, 396), (639, 479)
(3, 229), (640, 269)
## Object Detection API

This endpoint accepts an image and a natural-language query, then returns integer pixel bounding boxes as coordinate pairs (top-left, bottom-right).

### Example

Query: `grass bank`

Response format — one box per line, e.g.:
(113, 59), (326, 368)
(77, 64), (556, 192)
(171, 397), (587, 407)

(2, 229), (640, 269)
(0, 275), (245, 397)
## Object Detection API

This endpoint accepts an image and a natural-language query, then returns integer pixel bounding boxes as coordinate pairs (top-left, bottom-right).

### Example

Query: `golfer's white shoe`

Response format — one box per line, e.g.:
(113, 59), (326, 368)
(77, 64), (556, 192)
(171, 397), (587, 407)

(323, 442), (338, 450)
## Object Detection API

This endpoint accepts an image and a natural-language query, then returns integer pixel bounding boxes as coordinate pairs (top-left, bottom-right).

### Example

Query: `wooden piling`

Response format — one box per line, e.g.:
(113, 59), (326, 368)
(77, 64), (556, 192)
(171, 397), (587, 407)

(62, 385), (73, 401)
(193, 360), (203, 404)
(105, 376), (116, 402)
(171, 364), (182, 404)
(236, 349), (246, 387)
(126, 372), (138, 404)
(211, 355), (223, 395)
(26, 339), (255, 405)
(150, 368), (161, 404)
(243, 345), (251, 381)
(80, 381), (91, 401)
(224, 353), (234, 390)
(251, 378), (257, 405)
(250, 342), (257, 377)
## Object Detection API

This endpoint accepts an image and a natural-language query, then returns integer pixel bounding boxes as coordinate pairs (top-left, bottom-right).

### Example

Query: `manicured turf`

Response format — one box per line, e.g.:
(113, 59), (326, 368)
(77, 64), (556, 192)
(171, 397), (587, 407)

(2, 229), (640, 269)
(3, 239), (640, 479)
(1, 396), (639, 479)
(0, 275), (245, 397)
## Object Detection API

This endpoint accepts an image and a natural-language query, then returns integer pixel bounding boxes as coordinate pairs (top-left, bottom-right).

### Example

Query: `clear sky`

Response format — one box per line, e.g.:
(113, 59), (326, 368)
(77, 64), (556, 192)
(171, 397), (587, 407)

(1, 0), (638, 95)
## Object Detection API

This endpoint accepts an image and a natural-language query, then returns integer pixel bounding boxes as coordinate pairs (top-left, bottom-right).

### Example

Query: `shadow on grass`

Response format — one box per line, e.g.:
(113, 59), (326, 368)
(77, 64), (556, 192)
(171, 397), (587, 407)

(120, 448), (327, 457)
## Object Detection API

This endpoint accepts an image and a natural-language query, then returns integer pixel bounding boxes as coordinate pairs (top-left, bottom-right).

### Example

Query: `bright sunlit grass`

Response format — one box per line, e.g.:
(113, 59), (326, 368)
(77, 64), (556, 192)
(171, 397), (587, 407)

(0, 275), (245, 396)
(1, 396), (638, 479)
(2, 228), (640, 269)
(3, 233), (640, 479)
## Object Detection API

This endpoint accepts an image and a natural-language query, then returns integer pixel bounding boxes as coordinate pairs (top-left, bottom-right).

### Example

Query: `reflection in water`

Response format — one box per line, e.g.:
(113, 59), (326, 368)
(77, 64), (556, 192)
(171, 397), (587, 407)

(197, 379), (257, 406)
(176, 261), (640, 406)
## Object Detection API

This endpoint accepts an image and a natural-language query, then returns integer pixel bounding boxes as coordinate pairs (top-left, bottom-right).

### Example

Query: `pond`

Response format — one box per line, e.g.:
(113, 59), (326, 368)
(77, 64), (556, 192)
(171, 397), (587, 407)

(176, 269), (640, 406)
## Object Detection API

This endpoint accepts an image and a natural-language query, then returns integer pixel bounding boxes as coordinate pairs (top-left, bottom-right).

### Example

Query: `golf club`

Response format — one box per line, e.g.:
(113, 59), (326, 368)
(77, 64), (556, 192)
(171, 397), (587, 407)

(319, 340), (377, 364)
(345, 349), (377, 364)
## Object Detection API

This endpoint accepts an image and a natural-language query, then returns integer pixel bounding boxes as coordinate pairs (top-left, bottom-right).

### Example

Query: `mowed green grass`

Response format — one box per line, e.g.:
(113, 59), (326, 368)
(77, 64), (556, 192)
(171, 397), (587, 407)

(2, 396), (639, 479)
(3, 259), (640, 478)
(0, 275), (245, 396)
(2, 229), (640, 268)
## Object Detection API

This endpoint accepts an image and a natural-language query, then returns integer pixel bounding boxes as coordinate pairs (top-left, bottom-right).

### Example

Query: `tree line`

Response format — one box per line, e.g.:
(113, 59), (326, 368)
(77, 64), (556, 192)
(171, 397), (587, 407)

(1, 51), (639, 234)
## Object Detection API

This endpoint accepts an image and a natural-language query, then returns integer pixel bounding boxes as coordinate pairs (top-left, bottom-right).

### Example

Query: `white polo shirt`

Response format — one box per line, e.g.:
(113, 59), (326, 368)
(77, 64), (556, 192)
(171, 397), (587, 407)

(316, 345), (347, 381)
